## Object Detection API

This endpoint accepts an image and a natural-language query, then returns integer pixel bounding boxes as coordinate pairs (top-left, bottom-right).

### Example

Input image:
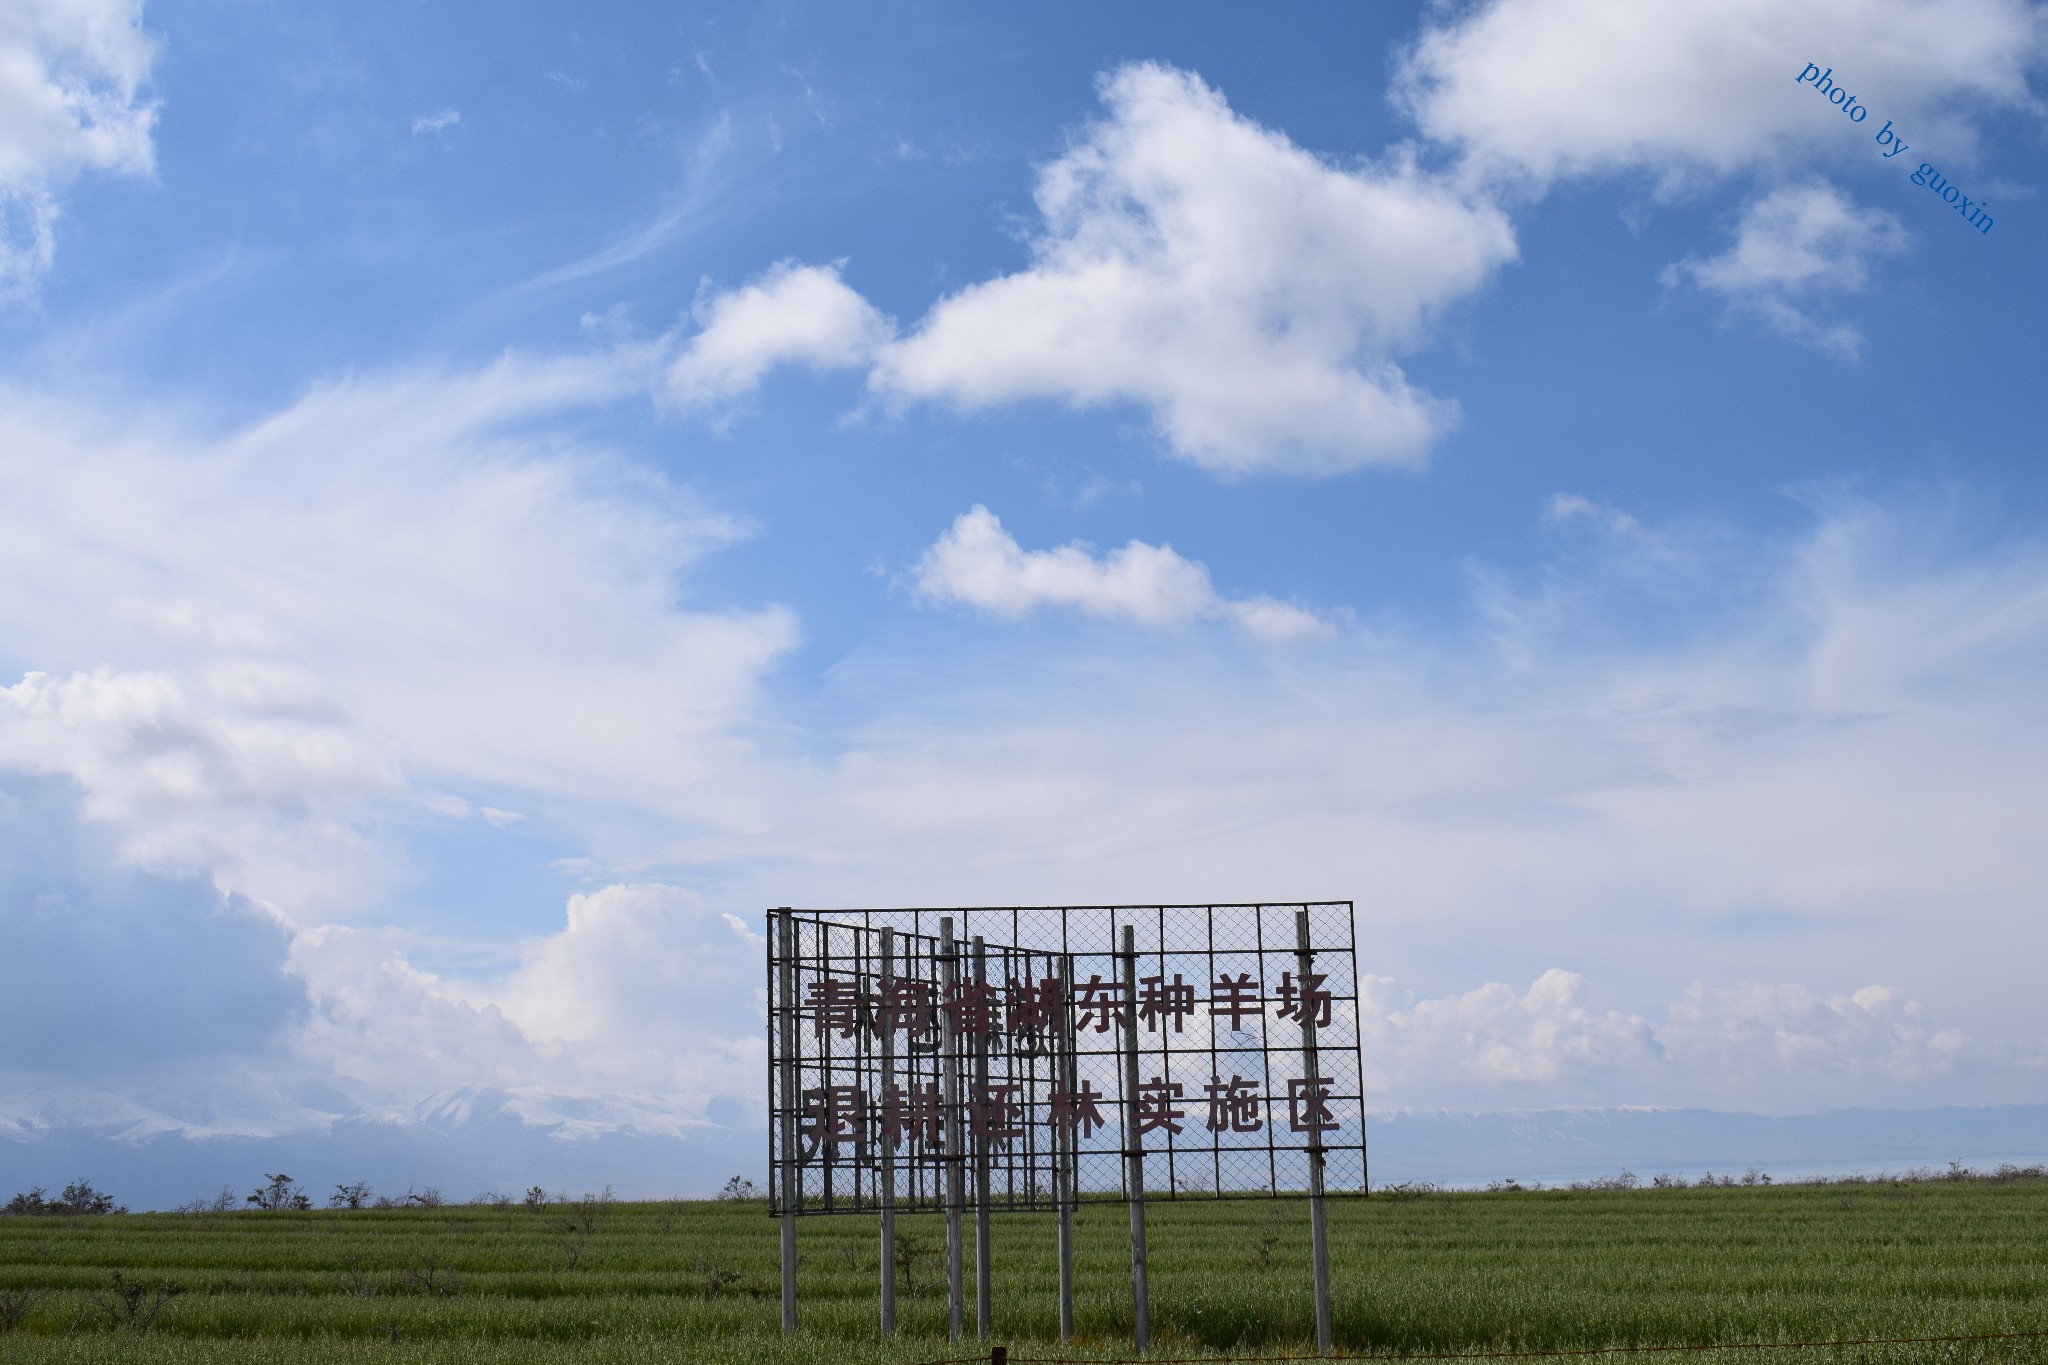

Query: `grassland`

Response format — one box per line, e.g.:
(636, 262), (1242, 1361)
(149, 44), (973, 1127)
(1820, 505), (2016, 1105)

(1, 1175), (2045, 1363)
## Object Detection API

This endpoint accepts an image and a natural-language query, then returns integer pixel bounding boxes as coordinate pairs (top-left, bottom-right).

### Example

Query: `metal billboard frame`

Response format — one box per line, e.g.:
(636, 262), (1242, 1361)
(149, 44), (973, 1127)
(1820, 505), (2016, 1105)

(765, 901), (1362, 1354)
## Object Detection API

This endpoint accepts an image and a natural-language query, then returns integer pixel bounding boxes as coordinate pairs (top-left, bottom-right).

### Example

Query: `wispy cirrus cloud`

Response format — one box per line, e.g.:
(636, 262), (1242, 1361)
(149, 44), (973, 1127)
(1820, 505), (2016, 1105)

(410, 108), (460, 137)
(0, 347), (792, 915)
(520, 113), (735, 292)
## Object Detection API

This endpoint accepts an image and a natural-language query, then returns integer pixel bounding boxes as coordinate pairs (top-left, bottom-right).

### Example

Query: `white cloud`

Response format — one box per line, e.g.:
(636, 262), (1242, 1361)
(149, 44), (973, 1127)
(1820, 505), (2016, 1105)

(1663, 182), (1907, 358)
(490, 884), (760, 1073)
(869, 62), (1516, 476)
(5, 353), (2046, 1119)
(280, 881), (765, 1116)
(0, 348), (795, 914)
(410, 108), (460, 136)
(1363, 970), (1659, 1090)
(1543, 492), (1642, 535)
(666, 260), (893, 409)
(665, 37), (2036, 462)
(913, 505), (1330, 640)
(0, 665), (401, 907)
(1398, 0), (2043, 190)
(1359, 970), (1968, 1107)
(693, 495), (2048, 1111)
(1662, 981), (1965, 1084)
(0, 0), (158, 292)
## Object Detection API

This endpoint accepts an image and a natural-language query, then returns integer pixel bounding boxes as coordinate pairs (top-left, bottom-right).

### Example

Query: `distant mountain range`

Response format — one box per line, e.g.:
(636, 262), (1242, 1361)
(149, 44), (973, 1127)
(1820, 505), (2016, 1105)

(3, 1082), (2044, 1210)
(0, 1084), (761, 1211)
(1369, 1104), (2048, 1188)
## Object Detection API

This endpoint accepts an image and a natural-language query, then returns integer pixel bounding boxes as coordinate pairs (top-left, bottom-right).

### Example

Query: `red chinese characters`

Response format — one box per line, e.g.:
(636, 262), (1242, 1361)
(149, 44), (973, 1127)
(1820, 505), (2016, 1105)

(1133, 1077), (1186, 1137)
(881, 1082), (942, 1149)
(1202, 1074), (1262, 1133)
(1276, 971), (1332, 1029)
(1047, 1080), (1110, 1137)
(1138, 973), (1196, 1033)
(800, 966), (1335, 1039)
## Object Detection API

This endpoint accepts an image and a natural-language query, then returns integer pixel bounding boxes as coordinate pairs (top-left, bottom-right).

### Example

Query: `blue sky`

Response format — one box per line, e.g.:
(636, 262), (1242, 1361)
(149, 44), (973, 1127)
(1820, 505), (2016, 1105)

(3, 0), (2047, 1180)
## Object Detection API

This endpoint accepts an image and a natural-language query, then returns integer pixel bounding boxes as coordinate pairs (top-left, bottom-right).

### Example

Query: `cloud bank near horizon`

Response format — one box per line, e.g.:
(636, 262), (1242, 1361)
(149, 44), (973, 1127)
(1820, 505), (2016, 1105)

(4, 357), (2047, 1129)
(2, 3), (2044, 1188)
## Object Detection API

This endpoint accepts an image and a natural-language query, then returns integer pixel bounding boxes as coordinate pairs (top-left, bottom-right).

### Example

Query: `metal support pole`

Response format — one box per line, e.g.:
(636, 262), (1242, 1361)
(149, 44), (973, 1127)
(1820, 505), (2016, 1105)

(775, 910), (799, 1336)
(1056, 953), (1077, 1344)
(1118, 923), (1151, 1352)
(940, 918), (965, 1342)
(973, 935), (993, 1341)
(879, 927), (897, 1338)
(1295, 909), (1332, 1357)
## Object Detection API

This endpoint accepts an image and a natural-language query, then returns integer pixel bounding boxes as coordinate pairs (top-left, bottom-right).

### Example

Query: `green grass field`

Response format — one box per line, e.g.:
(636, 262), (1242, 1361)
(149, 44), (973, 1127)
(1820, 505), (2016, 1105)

(2, 1176), (2045, 1363)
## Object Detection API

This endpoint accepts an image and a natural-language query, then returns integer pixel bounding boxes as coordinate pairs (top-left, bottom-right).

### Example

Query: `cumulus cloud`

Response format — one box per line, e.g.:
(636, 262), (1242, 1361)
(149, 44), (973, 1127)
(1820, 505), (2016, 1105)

(1362, 970), (1659, 1090)
(702, 495), (2048, 1112)
(865, 63), (1515, 476)
(1398, 0), (2044, 189)
(6, 356), (2047, 1121)
(410, 108), (460, 136)
(0, 0), (158, 293)
(1663, 182), (1907, 357)
(913, 505), (1330, 640)
(276, 881), (765, 1120)
(0, 348), (803, 1125)
(0, 664), (399, 909)
(1662, 981), (1966, 1085)
(665, 32), (2039, 462)
(485, 884), (762, 1087)
(1359, 970), (1969, 1108)
(666, 260), (893, 409)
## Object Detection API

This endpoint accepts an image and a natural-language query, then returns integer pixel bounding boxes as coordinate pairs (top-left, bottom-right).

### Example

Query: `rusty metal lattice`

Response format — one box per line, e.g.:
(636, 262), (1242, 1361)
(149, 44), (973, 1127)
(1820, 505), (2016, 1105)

(766, 903), (1365, 1216)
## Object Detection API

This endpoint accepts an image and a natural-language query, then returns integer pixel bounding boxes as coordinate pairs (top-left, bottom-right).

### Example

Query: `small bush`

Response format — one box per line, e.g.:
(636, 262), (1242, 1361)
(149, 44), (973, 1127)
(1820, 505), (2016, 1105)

(398, 1256), (461, 1297)
(0, 1287), (46, 1332)
(696, 1257), (742, 1299)
(174, 1186), (238, 1214)
(716, 1174), (762, 1201)
(91, 1272), (183, 1335)
(892, 1230), (930, 1298)
(329, 1182), (374, 1210)
(1379, 1180), (1442, 1200)
(338, 1256), (379, 1299)
(247, 1174), (311, 1212)
(4, 1181), (126, 1216)
(1250, 1204), (1298, 1268)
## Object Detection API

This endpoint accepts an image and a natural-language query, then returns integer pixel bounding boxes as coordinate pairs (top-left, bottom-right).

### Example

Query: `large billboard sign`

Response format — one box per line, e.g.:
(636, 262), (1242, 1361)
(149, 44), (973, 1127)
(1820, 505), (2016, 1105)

(765, 903), (1364, 1215)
